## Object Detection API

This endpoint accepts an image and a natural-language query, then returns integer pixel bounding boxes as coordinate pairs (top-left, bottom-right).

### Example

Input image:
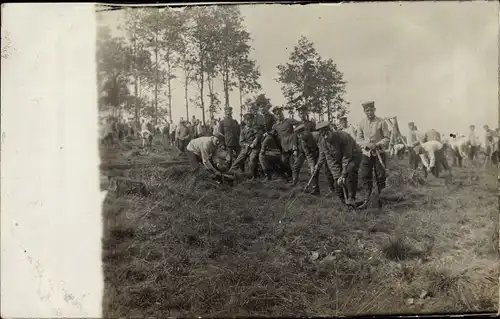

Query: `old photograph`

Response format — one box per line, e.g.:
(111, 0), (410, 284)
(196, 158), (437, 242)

(98, 2), (499, 317)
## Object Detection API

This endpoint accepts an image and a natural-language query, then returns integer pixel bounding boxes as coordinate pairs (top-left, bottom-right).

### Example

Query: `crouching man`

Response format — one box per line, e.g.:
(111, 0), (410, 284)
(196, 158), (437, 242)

(413, 140), (452, 179)
(315, 121), (362, 206)
(186, 134), (224, 180)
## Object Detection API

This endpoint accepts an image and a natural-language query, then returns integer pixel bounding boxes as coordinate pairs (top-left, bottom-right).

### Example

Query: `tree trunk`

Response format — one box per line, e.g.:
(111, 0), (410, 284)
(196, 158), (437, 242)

(207, 75), (215, 121)
(184, 69), (189, 122)
(327, 99), (331, 123)
(154, 33), (159, 126)
(167, 57), (173, 126)
(238, 83), (243, 123)
(223, 64), (230, 108)
(199, 51), (206, 126)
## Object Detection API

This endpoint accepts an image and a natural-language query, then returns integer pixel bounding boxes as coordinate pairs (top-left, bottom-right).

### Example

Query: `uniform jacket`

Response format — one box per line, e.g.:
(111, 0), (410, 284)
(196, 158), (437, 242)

(356, 116), (390, 156)
(273, 118), (300, 152)
(218, 117), (241, 147)
(255, 112), (276, 132)
(318, 131), (362, 178)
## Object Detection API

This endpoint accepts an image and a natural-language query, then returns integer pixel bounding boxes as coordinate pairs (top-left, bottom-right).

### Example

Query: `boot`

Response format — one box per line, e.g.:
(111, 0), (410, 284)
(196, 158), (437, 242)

(345, 198), (356, 207)
(358, 187), (372, 209)
(265, 169), (273, 181)
(310, 184), (320, 196)
(292, 171), (299, 186)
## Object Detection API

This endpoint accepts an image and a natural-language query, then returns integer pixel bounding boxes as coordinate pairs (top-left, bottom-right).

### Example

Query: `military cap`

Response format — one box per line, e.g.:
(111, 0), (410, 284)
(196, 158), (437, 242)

(243, 112), (254, 119)
(315, 121), (330, 131)
(408, 121), (415, 125)
(224, 107), (233, 113)
(362, 101), (375, 108)
(294, 123), (306, 133)
(339, 116), (347, 121)
(272, 107), (284, 115)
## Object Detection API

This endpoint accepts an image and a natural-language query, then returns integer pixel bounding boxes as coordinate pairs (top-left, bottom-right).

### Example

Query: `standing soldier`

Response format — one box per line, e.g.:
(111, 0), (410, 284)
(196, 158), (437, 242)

(218, 107), (241, 169)
(468, 124), (478, 163)
(259, 129), (283, 181)
(356, 101), (390, 209)
(294, 123), (335, 195)
(291, 112), (316, 185)
(169, 121), (177, 146)
(255, 103), (276, 134)
(338, 116), (358, 140)
(406, 121), (421, 169)
(314, 121), (362, 206)
(161, 121), (170, 149)
(228, 113), (262, 178)
(272, 107), (300, 181)
(176, 119), (192, 153)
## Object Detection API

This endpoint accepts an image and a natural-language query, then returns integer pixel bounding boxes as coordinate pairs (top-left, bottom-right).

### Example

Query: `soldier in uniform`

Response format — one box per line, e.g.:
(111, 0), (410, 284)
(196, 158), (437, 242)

(291, 112), (316, 185)
(259, 129), (285, 180)
(218, 107), (241, 169)
(228, 113), (262, 178)
(272, 107), (300, 181)
(356, 101), (390, 208)
(294, 123), (335, 195)
(314, 121), (362, 206)
(255, 103), (276, 134)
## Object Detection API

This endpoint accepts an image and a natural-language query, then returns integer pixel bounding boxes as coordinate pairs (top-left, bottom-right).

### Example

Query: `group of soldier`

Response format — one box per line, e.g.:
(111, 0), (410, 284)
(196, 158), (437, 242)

(101, 99), (499, 210)
(184, 101), (401, 209)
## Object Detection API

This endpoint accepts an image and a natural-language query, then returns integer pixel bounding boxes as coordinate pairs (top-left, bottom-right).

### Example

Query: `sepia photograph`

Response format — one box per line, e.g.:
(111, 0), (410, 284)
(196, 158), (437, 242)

(97, 2), (499, 317)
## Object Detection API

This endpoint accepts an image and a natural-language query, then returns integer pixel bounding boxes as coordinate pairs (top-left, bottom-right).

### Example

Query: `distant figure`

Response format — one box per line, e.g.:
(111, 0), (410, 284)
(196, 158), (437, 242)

(338, 116), (357, 140)
(176, 119), (192, 153)
(413, 140), (452, 179)
(448, 133), (469, 167)
(468, 125), (478, 162)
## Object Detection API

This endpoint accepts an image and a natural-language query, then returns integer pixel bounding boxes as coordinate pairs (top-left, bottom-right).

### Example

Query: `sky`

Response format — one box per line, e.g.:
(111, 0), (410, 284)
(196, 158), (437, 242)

(97, 2), (499, 134)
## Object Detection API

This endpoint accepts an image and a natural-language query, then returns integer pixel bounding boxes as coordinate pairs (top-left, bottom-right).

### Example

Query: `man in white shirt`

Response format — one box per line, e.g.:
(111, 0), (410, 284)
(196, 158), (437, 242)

(186, 135), (223, 176)
(448, 133), (469, 167)
(413, 140), (452, 179)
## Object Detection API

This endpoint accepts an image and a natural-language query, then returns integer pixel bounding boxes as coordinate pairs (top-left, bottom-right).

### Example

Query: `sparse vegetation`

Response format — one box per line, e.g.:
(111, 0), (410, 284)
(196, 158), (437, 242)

(101, 139), (499, 316)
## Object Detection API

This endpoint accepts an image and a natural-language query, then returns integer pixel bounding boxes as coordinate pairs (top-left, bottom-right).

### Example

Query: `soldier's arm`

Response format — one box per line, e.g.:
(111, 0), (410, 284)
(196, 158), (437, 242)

(201, 146), (219, 173)
(377, 120), (391, 148)
(239, 129), (246, 145)
(428, 149), (436, 168)
(340, 135), (355, 177)
(356, 122), (367, 147)
(419, 153), (430, 169)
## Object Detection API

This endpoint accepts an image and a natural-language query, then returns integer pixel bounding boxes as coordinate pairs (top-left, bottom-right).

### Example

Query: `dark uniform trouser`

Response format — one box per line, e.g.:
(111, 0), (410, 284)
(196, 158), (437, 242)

(259, 152), (282, 180)
(226, 145), (241, 170)
(231, 147), (259, 177)
(325, 153), (361, 201)
(468, 145), (478, 161)
(360, 152), (387, 195)
(451, 147), (463, 168)
(431, 148), (450, 177)
(281, 150), (293, 178)
(293, 150), (335, 192)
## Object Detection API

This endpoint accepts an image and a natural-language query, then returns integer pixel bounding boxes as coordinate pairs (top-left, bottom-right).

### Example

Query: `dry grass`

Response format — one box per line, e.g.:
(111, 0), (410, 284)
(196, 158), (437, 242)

(101, 141), (499, 317)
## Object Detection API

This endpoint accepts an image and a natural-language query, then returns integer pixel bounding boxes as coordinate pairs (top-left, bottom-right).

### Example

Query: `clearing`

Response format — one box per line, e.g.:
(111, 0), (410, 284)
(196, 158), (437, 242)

(101, 137), (499, 317)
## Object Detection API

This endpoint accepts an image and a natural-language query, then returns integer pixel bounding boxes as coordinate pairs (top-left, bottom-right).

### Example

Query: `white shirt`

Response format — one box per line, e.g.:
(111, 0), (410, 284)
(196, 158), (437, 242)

(186, 136), (219, 171)
(419, 140), (443, 169)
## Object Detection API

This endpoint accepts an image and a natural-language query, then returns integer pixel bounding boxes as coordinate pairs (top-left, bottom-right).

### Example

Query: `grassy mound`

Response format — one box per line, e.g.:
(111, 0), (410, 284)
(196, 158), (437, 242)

(102, 158), (499, 317)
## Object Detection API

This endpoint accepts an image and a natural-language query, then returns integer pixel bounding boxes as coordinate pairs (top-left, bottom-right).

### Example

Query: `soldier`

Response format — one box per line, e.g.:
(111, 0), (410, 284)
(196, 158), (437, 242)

(255, 103), (276, 133)
(291, 112), (316, 185)
(259, 129), (284, 181)
(161, 121), (170, 149)
(228, 113), (262, 178)
(218, 107), (241, 169)
(338, 116), (357, 140)
(406, 121), (420, 168)
(356, 101), (390, 209)
(468, 125), (478, 162)
(413, 140), (452, 179)
(176, 119), (192, 153)
(424, 128), (441, 142)
(294, 123), (335, 195)
(272, 107), (300, 181)
(314, 121), (362, 206)
(483, 124), (494, 166)
(185, 134), (224, 178)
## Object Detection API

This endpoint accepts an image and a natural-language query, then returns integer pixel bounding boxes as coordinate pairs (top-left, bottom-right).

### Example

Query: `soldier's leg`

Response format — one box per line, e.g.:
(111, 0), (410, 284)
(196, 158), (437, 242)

(281, 151), (293, 179)
(359, 155), (374, 205)
(346, 155), (361, 203)
(375, 152), (387, 191)
(259, 153), (273, 180)
(229, 147), (248, 172)
(248, 149), (260, 178)
(292, 152), (306, 185)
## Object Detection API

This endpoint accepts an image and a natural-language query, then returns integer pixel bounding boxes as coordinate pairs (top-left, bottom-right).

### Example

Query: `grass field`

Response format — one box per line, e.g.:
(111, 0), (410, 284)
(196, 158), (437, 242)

(101, 137), (499, 317)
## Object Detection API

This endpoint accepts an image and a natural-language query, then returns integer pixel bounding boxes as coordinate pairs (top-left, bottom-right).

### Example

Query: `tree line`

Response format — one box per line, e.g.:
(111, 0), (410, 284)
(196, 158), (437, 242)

(97, 6), (349, 126)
